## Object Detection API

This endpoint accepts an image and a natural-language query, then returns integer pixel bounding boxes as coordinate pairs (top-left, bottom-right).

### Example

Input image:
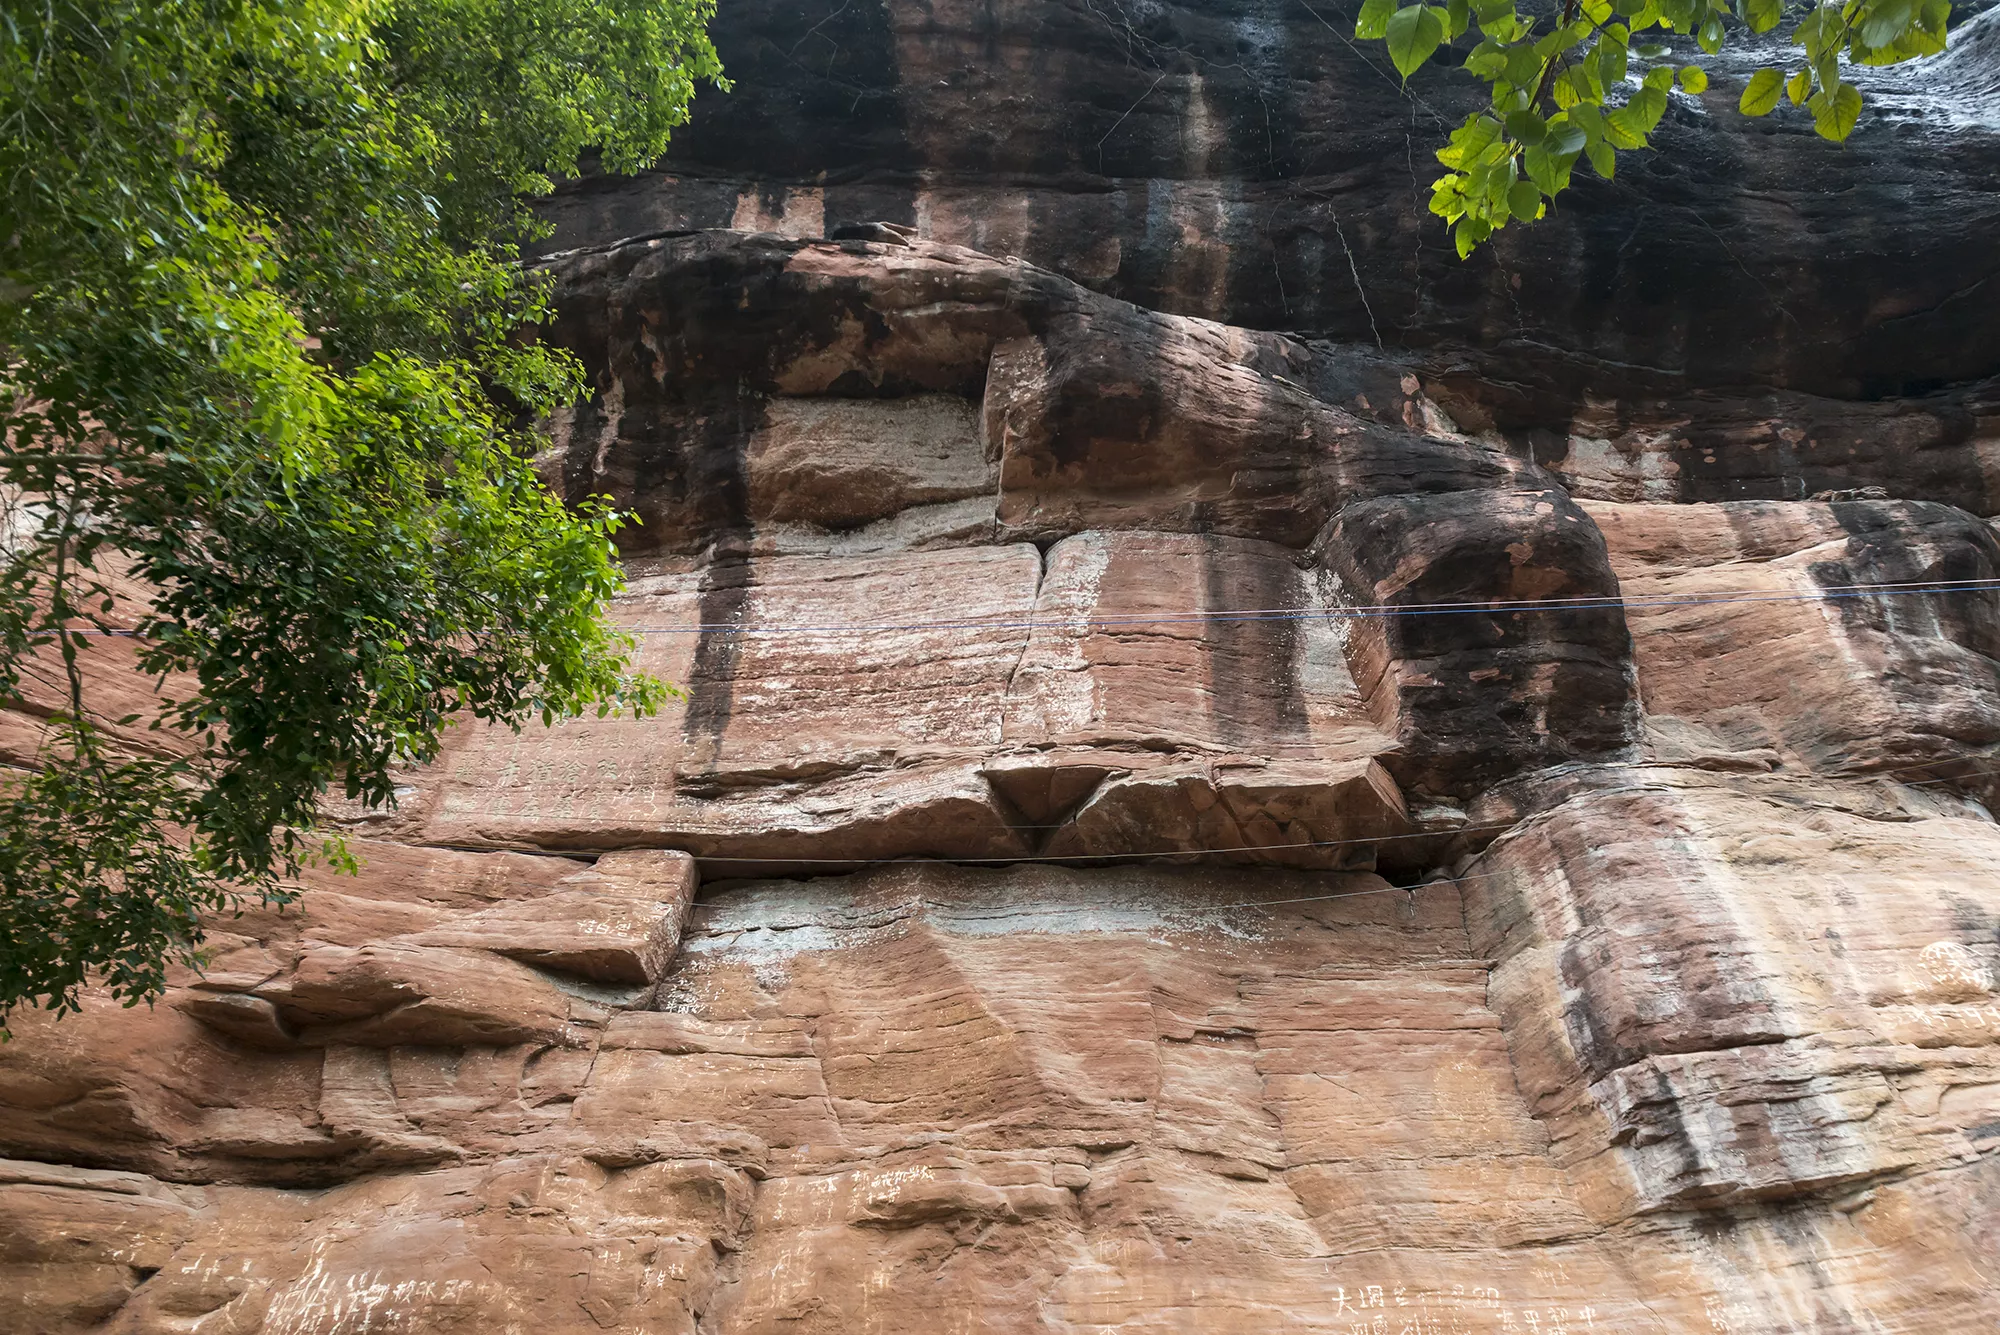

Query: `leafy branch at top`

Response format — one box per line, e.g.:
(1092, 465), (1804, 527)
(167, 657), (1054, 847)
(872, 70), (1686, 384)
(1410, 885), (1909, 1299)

(1356, 0), (1952, 254)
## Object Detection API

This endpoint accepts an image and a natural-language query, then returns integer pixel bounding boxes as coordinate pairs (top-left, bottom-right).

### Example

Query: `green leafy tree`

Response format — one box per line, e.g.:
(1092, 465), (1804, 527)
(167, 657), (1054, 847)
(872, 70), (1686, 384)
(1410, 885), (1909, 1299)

(1356, 0), (1951, 253)
(0, 0), (722, 1024)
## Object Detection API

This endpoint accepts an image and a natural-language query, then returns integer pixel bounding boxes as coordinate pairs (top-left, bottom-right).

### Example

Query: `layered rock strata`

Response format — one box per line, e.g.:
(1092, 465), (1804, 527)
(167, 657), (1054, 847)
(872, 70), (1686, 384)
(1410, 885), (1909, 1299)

(6, 4), (2000, 1330)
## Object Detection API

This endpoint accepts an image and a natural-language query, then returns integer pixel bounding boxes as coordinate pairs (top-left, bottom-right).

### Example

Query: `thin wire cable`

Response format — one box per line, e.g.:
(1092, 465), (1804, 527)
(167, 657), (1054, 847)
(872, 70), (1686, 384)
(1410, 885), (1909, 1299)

(39, 572), (1979, 870)
(47, 576), (2000, 640)
(623, 577), (2000, 637)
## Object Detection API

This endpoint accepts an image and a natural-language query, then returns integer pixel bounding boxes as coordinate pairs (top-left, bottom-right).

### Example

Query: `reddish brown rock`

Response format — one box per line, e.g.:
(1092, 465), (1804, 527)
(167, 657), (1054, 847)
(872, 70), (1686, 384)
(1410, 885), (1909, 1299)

(4, 32), (2000, 1323)
(997, 529), (1410, 866)
(402, 524), (1448, 872)
(0, 553), (200, 773)
(1589, 497), (2000, 797)
(982, 314), (1533, 547)
(413, 544), (1040, 867)
(0, 1158), (200, 1335)
(745, 394), (992, 533)
(268, 942), (583, 1048)
(1463, 767), (2000, 1218)
(6, 862), (1998, 1332)
(0, 842), (700, 1185)
(409, 850), (698, 985)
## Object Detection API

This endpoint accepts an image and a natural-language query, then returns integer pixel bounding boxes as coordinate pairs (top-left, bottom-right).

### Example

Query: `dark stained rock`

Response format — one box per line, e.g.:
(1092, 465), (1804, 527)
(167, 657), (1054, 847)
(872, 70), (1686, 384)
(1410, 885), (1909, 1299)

(1316, 486), (1640, 798)
(542, 0), (2000, 414)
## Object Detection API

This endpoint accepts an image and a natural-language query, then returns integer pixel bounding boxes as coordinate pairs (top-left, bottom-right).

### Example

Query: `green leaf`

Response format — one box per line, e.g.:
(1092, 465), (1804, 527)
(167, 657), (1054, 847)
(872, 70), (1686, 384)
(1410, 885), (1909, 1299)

(1465, 39), (1509, 76)
(1857, 0), (1915, 48)
(1602, 107), (1647, 147)
(1793, 6), (1838, 57)
(1386, 4), (1449, 78)
(1596, 28), (1631, 84)
(1437, 113), (1505, 168)
(1697, 13), (1725, 52)
(1739, 66), (1786, 115)
(1661, 0), (1699, 28)
(1547, 118), (1589, 154)
(1880, 23), (1946, 57)
(1618, 84), (1670, 135)
(1679, 65), (1709, 93)
(1505, 42), (1545, 85)
(1507, 181), (1542, 221)
(1786, 68), (1812, 104)
(1809, 79), (1864, 140)
(1743, 0), (1782, 31)
(1478, 6), (1525, 39)
(1523, 141), (1578, 193)
(1523, 144), (1556, 191)
(1505, 108), (1549, 144)
(1358, 0), (1398, 40)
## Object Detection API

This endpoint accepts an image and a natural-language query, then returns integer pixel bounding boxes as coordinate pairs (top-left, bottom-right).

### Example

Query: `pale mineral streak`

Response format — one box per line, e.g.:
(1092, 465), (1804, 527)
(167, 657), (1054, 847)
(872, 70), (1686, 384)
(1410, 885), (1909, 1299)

(6, 3), (2000, 1330)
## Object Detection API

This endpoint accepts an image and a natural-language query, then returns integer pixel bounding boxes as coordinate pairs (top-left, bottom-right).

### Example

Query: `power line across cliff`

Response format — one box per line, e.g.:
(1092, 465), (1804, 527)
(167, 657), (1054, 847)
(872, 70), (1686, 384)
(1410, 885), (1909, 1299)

(625, 576), (2000, 636)
(57, 576), (2000, 640)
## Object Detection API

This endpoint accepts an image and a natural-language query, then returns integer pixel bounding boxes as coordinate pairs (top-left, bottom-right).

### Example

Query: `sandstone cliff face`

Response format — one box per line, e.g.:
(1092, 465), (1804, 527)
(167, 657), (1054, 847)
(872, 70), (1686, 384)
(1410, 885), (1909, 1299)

(6, 5), (2000, 1333)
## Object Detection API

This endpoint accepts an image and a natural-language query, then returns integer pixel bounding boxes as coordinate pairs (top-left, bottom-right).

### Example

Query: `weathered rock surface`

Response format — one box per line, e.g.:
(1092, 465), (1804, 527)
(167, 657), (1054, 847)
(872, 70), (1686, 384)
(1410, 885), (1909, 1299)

(1591, 497), (2000, 801)
(1466, 768), (2000, 1214)
(5, 854), (1997, 1332)
(542, 1), (2000, 411)
(6, 5), (2000, 1330)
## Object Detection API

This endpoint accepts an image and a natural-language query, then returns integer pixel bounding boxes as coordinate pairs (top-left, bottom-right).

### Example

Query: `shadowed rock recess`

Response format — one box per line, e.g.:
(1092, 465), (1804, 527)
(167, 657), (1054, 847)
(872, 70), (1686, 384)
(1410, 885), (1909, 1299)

(7, 4), (2000, 1332)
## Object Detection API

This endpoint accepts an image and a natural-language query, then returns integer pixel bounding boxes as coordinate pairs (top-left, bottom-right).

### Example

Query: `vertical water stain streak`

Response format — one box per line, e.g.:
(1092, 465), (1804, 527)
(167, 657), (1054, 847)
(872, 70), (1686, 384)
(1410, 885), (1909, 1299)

(681, 392), (762, 774)
(1197, 533), (1312, 755)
